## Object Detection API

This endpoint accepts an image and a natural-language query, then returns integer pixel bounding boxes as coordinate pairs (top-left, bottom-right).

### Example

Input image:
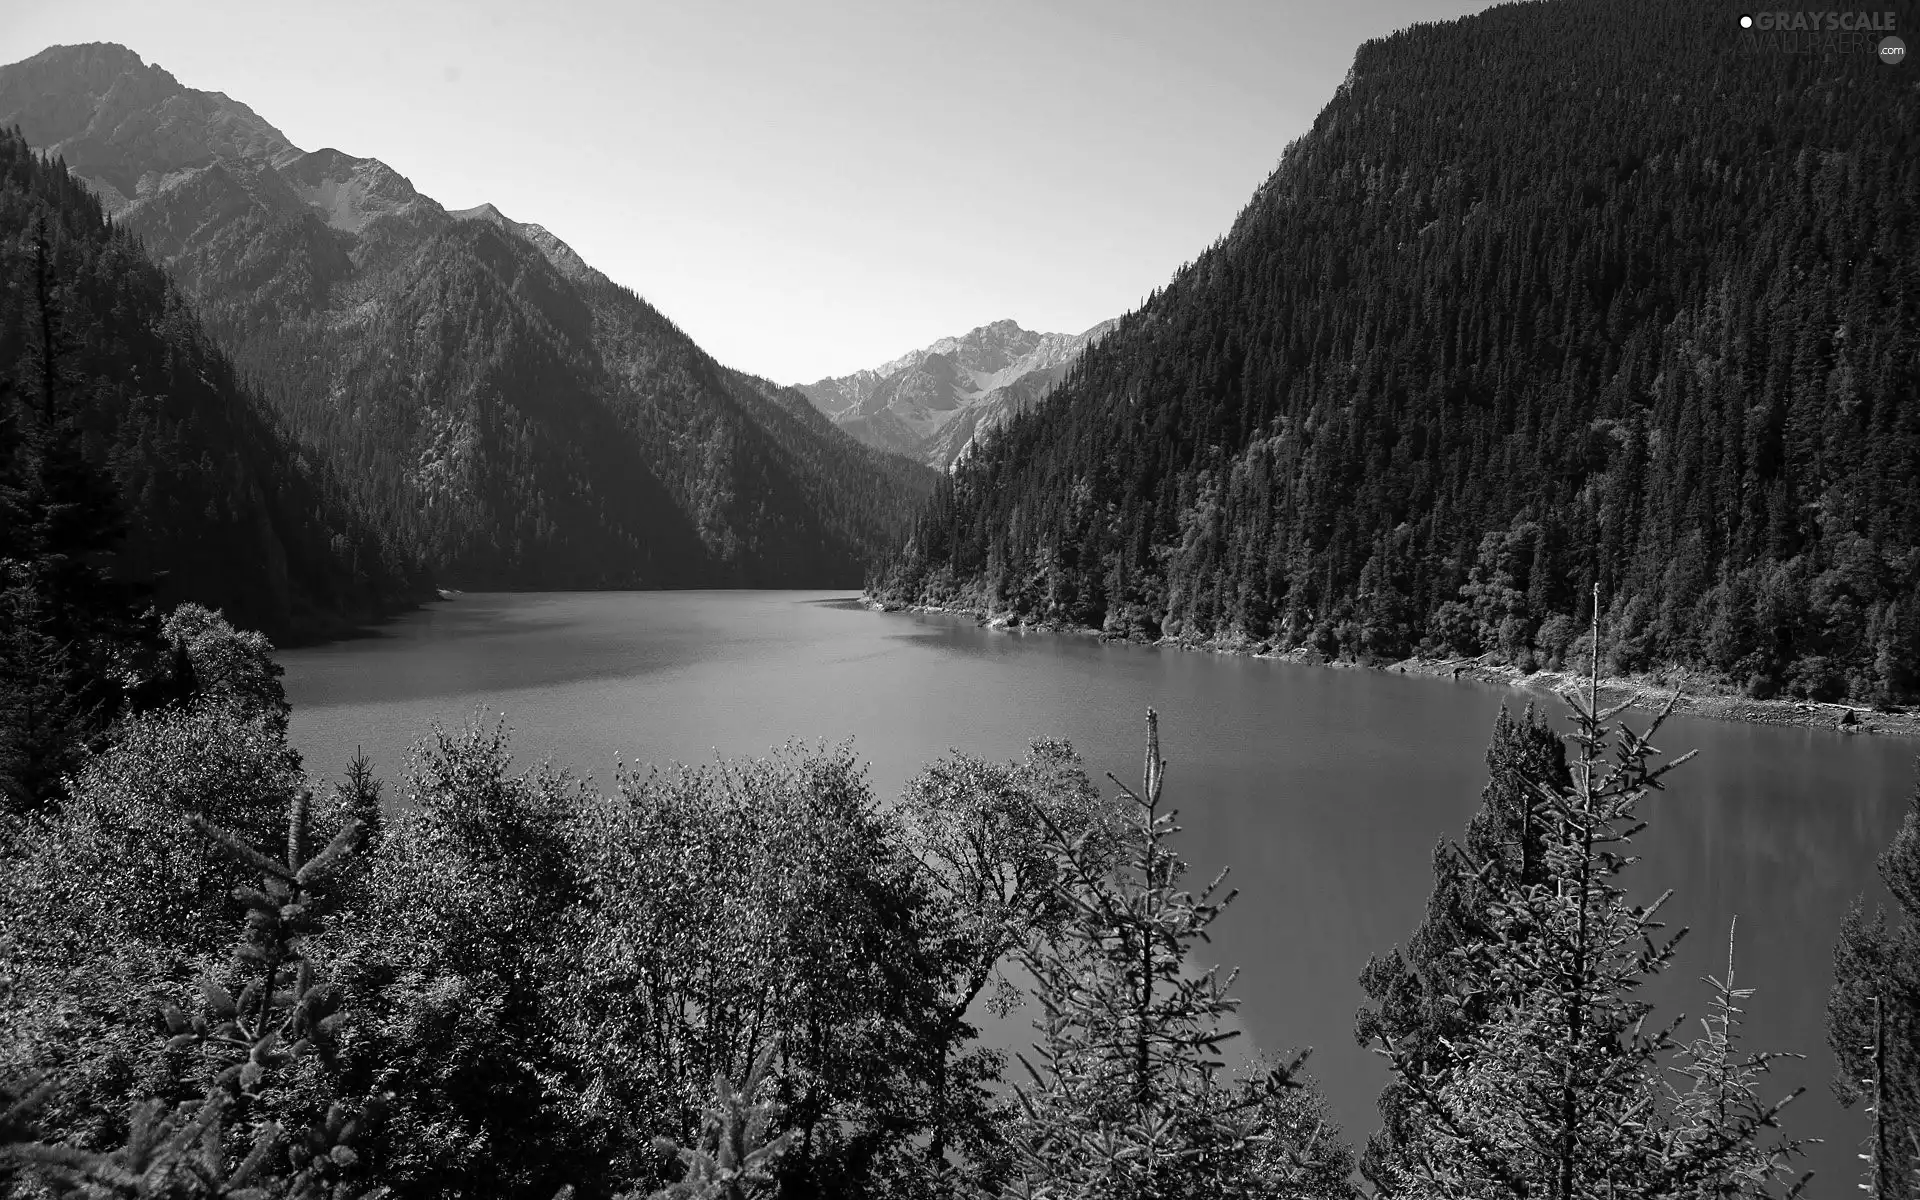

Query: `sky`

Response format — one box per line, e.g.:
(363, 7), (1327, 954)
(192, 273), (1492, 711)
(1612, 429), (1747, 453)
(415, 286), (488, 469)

(2, 0), (1496, 384)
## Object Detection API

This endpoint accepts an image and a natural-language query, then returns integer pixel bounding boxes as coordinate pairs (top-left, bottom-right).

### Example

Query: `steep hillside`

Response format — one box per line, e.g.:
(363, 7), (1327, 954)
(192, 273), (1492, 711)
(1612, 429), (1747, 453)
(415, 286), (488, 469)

(874, 0), (1920, 704)
(0, 129), (422, 640)
(800, 318), (1115, 468)
(1, 43), (935, 588)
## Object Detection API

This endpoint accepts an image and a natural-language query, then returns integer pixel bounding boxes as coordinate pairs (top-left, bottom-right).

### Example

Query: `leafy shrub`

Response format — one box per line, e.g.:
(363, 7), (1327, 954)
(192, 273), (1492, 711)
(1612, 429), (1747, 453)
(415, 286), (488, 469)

(0, 695), (309, 1151)
(570, 741), (928, 1199)
(161, 603), (293, 736)
(3, 790), (380, 1198)
(1532, 613), (1576, 670)
(318, 713), (592, 1200)
(897, 739), (1122, 1177)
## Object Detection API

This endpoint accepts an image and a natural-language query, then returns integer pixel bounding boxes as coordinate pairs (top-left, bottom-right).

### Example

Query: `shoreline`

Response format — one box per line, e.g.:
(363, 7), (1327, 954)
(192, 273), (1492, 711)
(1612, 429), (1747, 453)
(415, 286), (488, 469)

(866, 597), (1920, 741)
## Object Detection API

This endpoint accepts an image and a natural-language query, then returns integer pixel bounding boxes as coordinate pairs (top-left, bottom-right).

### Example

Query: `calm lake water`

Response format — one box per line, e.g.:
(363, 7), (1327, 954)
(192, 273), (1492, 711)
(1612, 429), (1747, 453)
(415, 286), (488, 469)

(281, 590), (1916, 1192)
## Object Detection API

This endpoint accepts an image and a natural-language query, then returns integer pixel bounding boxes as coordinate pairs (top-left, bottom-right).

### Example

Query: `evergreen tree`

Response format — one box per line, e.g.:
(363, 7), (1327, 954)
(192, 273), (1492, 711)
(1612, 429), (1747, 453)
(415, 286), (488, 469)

(329, 749), (385, 851)
(1354, 702), (1569, 1192)
(0, 219), (158, 812)
(15, 218), (151, 654)
(1828, 763), (1920, 1198)
(648, 1045), (794, 1200)
(998, 709), (1352, 1199)
(0, 583), (98, 813)
(1371, 626), (1810, 1198)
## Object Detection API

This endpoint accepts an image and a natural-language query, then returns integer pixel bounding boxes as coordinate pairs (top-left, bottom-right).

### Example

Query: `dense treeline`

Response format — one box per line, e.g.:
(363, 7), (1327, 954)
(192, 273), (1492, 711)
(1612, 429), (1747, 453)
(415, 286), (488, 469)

(873, 0), (1920, 704)
(0, 128), (423, 642)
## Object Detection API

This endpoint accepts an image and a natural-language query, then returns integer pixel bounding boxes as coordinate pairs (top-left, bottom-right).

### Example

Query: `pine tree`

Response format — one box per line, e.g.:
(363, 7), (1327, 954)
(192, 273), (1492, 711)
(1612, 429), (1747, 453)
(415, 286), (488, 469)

(1828, 764), (1920, 1198)
(0, 219), (156, 812)
(1371, 607), (1810, 1198)
(17, 220), (148, 651)
(1666, 919), (1809, 1198)
(648, 1044), (795, 1200)
(0, 375), (24, 567)
(0, 583), (99, 813)
(997, 709), (1347, 1199)
(330, 749), (385, 851)
(1355, 703), (1569, 1192)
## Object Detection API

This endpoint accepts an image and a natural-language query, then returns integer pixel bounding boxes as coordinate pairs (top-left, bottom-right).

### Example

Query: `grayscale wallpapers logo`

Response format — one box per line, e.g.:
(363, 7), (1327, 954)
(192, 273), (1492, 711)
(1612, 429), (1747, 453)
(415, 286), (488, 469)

(1735, 10), (1904, 60)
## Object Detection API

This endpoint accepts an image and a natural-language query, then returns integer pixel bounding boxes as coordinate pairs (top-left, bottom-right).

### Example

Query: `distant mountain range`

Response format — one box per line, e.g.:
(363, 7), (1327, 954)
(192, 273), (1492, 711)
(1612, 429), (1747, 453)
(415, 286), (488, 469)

(799, 318), (1116, 469)
(0, 43), (935, 591)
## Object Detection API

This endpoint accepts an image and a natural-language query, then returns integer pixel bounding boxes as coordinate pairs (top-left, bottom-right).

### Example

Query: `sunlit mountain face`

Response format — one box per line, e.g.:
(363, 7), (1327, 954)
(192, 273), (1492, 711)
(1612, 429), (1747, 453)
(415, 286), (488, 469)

(799, 316), (1117, 468)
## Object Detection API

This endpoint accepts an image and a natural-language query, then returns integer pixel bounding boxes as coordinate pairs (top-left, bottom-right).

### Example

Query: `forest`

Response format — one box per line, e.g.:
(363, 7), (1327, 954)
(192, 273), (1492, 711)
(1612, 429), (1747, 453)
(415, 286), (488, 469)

(4, 0), (1920, 1194)
(0, 424), (1915, 1197)
(1, 175), (1916, 1186)
(870, 0), (1920, 706)
(0, 129), (425, 644)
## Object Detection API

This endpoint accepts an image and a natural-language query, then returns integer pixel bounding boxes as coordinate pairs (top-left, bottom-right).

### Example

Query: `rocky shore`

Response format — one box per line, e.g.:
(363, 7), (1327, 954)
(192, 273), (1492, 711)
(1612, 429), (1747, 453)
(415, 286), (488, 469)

(865, 598), (1920, 740)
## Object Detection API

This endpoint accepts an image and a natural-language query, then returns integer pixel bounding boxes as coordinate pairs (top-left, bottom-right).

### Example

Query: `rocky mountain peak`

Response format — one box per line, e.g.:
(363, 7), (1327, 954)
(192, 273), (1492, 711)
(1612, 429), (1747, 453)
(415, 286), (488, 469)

(0, 41), (152, 101)
(0, 43), (601, 281)
(799, 318), (1115, 468)
(452, 201), (510, 224)
(451, 202), (596, 283)
(279, 149), (429, 234)
(0, 43), (293, 200)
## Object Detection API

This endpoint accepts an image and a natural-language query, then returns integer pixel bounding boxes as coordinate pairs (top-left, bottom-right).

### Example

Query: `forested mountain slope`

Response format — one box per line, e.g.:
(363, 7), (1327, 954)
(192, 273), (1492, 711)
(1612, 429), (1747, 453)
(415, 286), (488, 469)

(874, 0), (1920, 704)
(0, 129), (422, 641)
(1, 43), (935, 589)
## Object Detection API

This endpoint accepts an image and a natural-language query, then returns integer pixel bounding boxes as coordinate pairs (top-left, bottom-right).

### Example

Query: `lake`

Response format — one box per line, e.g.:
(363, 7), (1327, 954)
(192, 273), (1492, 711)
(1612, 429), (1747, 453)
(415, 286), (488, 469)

(280, 589), (1917, 1192)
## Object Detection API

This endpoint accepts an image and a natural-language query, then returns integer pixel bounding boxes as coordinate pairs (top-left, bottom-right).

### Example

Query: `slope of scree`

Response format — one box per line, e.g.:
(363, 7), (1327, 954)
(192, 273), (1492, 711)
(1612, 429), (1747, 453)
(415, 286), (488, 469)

(874, 0), (1920, 706)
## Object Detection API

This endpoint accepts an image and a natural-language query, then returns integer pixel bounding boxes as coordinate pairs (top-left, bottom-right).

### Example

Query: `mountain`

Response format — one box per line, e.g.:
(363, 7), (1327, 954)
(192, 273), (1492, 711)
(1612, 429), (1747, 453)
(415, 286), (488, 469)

(0, 128), (423, 641)
(872, 0), (1920, 706)
(799, 318), (1116, 469)
(1, 43), (936, 589)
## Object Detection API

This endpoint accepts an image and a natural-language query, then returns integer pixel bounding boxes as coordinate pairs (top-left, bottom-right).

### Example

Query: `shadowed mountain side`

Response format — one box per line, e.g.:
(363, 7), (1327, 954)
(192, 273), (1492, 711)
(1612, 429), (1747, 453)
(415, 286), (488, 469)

(0, 130), (424, 641)
(1, 42), (936, 590)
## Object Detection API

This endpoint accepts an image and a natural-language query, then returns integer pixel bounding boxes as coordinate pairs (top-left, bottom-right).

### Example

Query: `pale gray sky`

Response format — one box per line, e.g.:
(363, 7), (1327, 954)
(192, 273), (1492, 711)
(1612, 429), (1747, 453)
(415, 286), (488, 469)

(3, 0), (1495, 383)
